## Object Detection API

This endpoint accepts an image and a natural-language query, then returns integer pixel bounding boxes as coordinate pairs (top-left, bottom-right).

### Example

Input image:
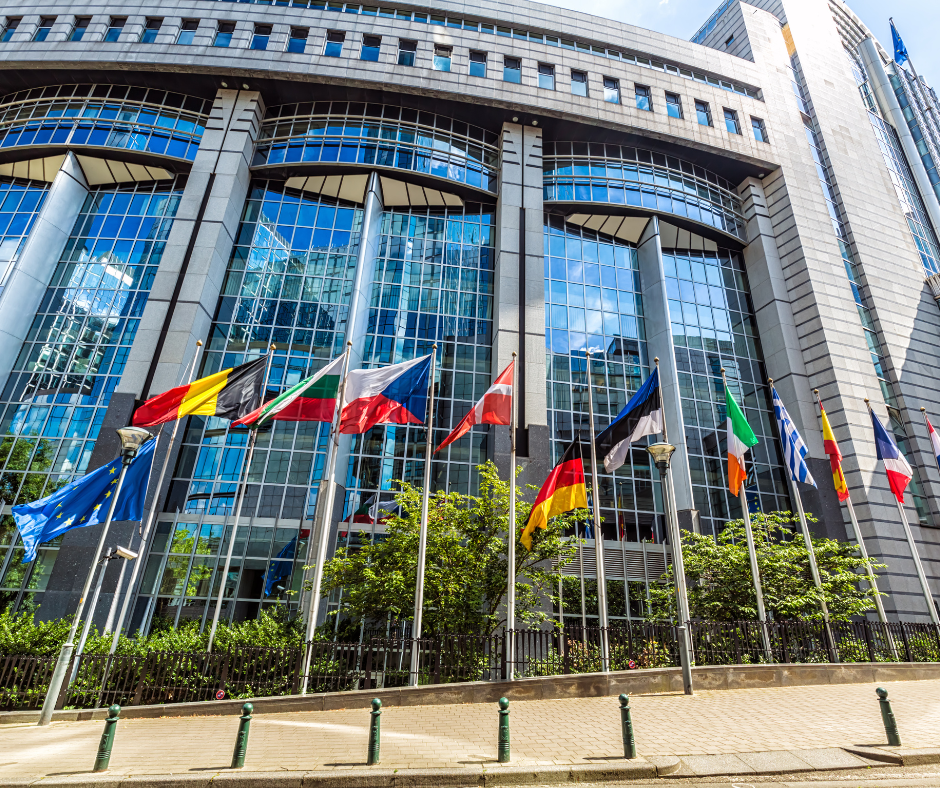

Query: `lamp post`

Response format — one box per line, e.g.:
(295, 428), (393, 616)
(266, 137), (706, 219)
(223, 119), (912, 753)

(37, 426), (151, 727)
(646, 441), (693, 695)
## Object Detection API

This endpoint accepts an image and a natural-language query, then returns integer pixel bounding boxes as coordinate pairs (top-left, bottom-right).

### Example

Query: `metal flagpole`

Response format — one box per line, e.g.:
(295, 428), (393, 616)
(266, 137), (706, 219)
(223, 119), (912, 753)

(865, 398), (940, 626)
(812, 389), (889, 625)
(300, 342), (352, 694)
(108, 341), (204, 652)
(506, 351), (518, 676)
(584, 349), (609, 672)
(891, 18), (940, 128)
(409, 345), (438, 686)
(721, 368), (773, 663)
(207, 344), (276, 653)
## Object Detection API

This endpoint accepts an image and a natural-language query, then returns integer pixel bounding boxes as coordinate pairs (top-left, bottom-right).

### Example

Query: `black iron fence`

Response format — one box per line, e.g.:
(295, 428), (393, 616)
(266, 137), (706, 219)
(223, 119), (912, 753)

(2, 619), (939, 712)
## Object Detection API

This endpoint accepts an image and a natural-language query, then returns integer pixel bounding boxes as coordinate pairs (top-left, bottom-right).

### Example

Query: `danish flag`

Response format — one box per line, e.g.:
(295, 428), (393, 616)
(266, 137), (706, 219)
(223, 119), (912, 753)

(435, 361), (514, 453)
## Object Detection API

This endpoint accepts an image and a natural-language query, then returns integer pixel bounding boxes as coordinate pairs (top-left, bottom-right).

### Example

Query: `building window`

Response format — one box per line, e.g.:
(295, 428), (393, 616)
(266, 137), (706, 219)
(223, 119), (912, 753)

(287, 27), (307, 54)
(104, 17), (126, 42)
(469, 50), (487, 77)
(140, 18), (162, 44)
(635, 84), (652, 111)
(324, 30), (345, 57)
(360, 34), (380, 61)
(33, 17), (54, 42)
(251, 24), (271, 50)
(1, 18), (19, 42)
(751, 116), (769, 143)
(571, 70), (588, 97)
(69, 17), (90, 42)
(724, 108), (740, 134)
(665, 92), (682, 119)
(538, 63), (555, 90)
(214, 22), (235, 48)
(603, 77), (620, 104)
(695, 100), (711, 126)
(725, 33), (735, 47)
(503, 56), (521, 83)
(398, 39), (416, 66)
(177, 20), (198, 46)
(433, 44), (451, 71)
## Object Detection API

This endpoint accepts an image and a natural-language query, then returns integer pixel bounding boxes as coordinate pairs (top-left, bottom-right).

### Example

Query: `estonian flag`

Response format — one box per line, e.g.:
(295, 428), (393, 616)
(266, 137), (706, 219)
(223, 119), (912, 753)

(595, 367), (663, 472)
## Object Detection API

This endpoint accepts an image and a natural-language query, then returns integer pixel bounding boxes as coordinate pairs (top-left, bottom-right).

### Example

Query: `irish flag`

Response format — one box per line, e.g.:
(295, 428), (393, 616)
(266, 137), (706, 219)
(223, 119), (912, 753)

(234, 355), (345, 427)
(726, 386), (758, 495)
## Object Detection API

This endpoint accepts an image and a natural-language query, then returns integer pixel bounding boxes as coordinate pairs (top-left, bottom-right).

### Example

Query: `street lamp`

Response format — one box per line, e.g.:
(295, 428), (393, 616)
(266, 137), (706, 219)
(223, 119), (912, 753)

(646, 441), (694, 695)
(38, 426), (151, 726)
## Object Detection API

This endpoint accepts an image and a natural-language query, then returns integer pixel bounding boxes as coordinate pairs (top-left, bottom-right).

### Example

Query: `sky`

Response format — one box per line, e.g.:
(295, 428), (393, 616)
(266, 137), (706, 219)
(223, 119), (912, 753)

(540, 0), (939, 90)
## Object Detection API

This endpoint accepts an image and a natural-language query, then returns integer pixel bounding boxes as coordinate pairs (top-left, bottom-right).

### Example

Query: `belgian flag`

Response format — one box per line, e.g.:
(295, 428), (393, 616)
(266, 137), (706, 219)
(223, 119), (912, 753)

(132, 358), (266, 427)
(521, 441), (588, 550)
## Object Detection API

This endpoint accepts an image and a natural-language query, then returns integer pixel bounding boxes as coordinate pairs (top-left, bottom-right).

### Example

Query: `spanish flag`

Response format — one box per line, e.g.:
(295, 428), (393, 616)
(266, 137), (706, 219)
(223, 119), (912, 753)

(132, 358), (266, 428)
(521, 441), (588, 550)
(820, 403), (850, 502)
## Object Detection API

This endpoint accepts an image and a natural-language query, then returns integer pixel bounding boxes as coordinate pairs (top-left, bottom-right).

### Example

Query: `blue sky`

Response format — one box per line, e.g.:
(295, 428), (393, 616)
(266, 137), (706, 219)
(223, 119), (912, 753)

(542, 0), (939, 90)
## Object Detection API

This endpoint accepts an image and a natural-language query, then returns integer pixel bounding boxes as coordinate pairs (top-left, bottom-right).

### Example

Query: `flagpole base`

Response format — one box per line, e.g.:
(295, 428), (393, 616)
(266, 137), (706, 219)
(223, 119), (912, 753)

(38, 642), (73, 726)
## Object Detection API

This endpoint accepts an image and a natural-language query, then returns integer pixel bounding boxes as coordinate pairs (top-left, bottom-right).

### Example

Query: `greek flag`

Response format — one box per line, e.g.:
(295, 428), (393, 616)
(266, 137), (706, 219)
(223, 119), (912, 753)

(771, 385), (816, 487)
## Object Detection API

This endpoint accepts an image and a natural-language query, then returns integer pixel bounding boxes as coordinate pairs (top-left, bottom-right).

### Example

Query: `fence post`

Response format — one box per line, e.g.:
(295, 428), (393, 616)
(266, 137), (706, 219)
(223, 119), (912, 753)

(363, 640), (373, 691)
(497, 697), (510, 763)
(93, 704), (121, 772)
(863, 621), (876, 663)
(876, 687), (901, 746)
(292, 646), (304, 695)
(899, 623), (913, 662)
(231, 702), (253, 768)
(619, 694), (636, 759)
(367, 698), (381, 765)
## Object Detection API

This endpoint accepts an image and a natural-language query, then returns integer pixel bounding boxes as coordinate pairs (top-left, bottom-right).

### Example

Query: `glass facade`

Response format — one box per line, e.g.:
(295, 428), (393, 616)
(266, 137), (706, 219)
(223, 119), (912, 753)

(542, 142), (746, 241)
(254, 103), (500, 193)
(0, 179), (48, 298)
(0, 177), (185, 612)
(0, 85), (209, 162)
(889, 65), (940, 206)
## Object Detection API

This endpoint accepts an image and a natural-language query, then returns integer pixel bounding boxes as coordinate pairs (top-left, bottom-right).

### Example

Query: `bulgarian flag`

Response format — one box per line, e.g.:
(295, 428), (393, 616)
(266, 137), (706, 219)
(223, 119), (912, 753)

(234, 355), (345, 427)
(820, 403), (850, 502)
(725, 385), (758, 495)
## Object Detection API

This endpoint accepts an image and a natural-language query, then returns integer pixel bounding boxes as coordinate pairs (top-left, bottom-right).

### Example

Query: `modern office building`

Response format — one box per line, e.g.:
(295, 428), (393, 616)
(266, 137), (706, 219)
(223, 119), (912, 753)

(0, 0), (938, 632)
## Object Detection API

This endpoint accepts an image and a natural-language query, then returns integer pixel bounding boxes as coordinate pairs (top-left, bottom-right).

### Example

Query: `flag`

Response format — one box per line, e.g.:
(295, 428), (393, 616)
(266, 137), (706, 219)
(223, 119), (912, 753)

(343, 494), (377, 525)
(725, 385), (758, 495)
(13, 439), (156, 563)
(264, 535), (298, 597)
(521, 441), (588, 550)
(234, 355), (344, 427)
(133, 358), (266, 427)
(891, 19), (909, 66)
(820, 403), (850, 502)
(595, 367), (662, 472)
(771, 386), (816, 486)
(927, 414), (940, 471)
(435, 361), (513, 453)
(871, 408), (913, 504)
(339, 355), (432, 434)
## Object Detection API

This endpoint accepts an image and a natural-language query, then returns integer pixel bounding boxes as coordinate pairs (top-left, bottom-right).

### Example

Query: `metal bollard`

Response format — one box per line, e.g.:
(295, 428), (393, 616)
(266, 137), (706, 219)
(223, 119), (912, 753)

(231, 702), (253, 768)
(367, 698), (382, 765)
(93, 704), (121, 772)
(876, 687), (902, 746)
(619, 694), (636, 759)
(497, 697), (510, 763)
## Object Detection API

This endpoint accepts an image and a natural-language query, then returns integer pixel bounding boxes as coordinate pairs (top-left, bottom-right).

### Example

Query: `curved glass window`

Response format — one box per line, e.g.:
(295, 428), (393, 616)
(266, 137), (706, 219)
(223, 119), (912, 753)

(0, 180), (48, 298)
(254, 102), (500, 193)
(543, 142), (747, 241)
(0, 84), (210, 162)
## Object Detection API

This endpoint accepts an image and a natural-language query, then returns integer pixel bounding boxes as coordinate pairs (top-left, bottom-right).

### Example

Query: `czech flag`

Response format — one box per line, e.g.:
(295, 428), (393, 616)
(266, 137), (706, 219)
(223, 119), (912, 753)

(820, 403), (850, 502)
(435, 360), (513, 453)
(133, 358), (266, 427)
(339, 355), (432, 434)
(926, 413), (940, 472)
(870, 408), (913, 504)
(521, 441), (588, 550)
(234, 355), (344, 427)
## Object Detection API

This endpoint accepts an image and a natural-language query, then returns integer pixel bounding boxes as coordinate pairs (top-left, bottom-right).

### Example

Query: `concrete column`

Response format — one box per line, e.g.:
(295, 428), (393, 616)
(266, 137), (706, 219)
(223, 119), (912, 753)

(860, 37), (940, 238)
(635, 217), (695, 519)
(0, 152), (88, 390)
(493, 122), (548, 488)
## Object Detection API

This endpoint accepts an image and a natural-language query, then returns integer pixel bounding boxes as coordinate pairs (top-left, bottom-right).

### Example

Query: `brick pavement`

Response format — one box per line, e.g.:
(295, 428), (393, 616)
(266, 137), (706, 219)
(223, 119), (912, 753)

(0, 679), (937, 779)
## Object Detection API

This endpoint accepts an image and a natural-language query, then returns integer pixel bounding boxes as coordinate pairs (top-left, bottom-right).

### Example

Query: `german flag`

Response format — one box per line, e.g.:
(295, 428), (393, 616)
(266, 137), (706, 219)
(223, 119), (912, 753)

(132, 358), (266, 427)
(521, 441), (588, 550)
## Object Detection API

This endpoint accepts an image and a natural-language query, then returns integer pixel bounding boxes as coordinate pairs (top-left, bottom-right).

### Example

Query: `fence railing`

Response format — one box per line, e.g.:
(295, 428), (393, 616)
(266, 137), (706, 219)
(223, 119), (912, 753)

(2, 619), (939, 712)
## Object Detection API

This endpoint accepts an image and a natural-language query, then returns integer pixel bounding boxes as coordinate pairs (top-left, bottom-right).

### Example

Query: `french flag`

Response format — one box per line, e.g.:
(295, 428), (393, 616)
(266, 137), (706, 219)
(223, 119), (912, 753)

(435, 361), (513, 453)
(871, 408), (913, 503)
(926, 413), (940, 471)
(339, 355), (432, 434)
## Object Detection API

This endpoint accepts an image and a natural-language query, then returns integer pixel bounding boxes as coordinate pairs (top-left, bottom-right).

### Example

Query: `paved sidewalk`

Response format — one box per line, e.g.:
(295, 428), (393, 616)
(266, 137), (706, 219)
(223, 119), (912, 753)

(0, 678), (937, 781)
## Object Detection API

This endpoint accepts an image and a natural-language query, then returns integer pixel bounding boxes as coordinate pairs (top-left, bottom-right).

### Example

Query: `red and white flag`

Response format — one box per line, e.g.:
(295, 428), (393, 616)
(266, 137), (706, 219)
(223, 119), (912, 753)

(434, 361), (513, 453)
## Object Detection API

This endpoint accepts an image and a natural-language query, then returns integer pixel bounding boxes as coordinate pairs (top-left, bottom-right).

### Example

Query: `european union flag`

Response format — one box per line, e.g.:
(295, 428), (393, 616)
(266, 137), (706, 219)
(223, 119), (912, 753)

(263, 534), (299, 597)
(13, 438), (156, 563)
(891, 19), (909, 66)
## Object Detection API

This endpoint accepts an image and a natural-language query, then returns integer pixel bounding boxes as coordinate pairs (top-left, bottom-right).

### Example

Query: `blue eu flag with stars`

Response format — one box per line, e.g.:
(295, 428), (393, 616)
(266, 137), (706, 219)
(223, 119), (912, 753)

(13, 438), (156, 563)
(891, 19), (909, 66)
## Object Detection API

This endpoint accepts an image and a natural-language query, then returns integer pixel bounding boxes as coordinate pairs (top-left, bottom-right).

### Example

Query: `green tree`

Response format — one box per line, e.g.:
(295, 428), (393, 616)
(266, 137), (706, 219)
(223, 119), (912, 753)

(647, 511), (885, 622)
(318, 461), (588, 636)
